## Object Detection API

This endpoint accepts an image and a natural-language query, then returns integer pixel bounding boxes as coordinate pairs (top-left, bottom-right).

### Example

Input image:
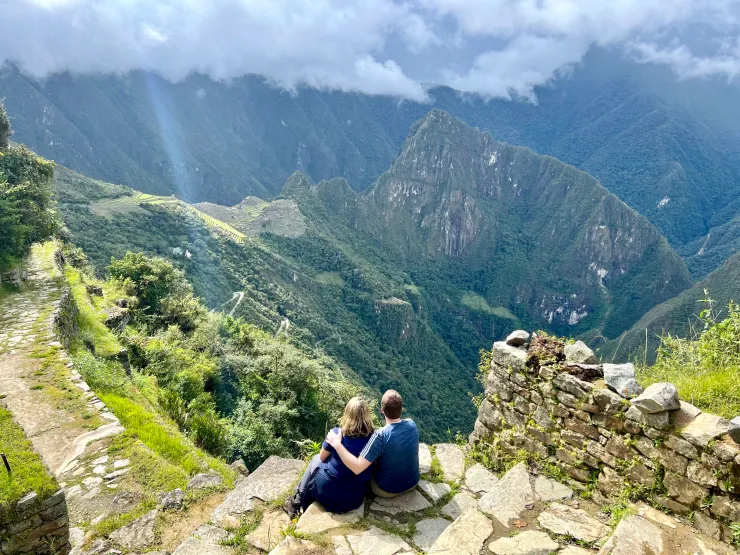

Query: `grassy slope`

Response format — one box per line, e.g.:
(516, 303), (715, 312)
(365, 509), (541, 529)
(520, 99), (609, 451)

(0, 407), (59, 507)
(596, 252), (740, 364)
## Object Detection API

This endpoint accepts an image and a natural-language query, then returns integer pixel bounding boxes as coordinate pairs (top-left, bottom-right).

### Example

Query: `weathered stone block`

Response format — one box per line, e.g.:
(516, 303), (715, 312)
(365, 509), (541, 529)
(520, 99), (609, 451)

(693, 511), (722, 540)
(553, 373), (593, 399)
(598, 466), (624, 495)
(664, 472), (708, 507)
(663, 434), (699, 459)
(506, 330), (530, 347)
(486, 373), (513, 402)
(625, 463), (654, 488)
(680, 413), (732, 447)
(564, 340), (598, 364)
(671, 400), (702, 429)
(593, 388), (624, 414)
(603, 363), (643, 398)
(531, 405), (555, 430)
(546, 400), (569, 418)
(586, 440), (617, 468)
(561, 429), (586, 448)
(633, 436), (659, 459)
(590, 412), (625, 432)
(565, 418), (600, 440)
(605, 436), (634, 459)
(557, 390), (580, 409)
(687, 461), (718, 487)
(491, 341), (527, 371)
(479, 399), (503, 431)
(625, 405), (670, 430)
(631, 382), (680, 414)
(657, 448), (688, 475)
(513, 394), (535, 416)
(710, 495), (740, 521)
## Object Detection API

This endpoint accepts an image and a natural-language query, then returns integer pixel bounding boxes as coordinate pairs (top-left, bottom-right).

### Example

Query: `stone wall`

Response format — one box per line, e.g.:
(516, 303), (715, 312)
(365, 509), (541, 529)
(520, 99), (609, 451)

(53, 287), (79, 351)
(469, 331), (740, 544)
(0, 489), (70, 554)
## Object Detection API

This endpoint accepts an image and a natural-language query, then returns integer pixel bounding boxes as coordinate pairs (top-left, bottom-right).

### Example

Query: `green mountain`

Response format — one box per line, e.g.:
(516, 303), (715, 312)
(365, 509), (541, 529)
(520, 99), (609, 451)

(596, 251), (740, 363)
(53, 110), (694, 439)
(5, 48), (740, 274)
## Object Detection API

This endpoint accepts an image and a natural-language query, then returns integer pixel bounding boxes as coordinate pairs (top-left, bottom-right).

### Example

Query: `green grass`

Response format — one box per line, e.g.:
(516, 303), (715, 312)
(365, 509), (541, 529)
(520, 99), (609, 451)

(461, 292), (518, 320)
(98, 392), (230, 481)
(314, 272), (345, 286)
(0, 406), (59, 507)
(638, 363), (740, 419)
(66, 265), (123, 358)
(637, 302), (740, 420)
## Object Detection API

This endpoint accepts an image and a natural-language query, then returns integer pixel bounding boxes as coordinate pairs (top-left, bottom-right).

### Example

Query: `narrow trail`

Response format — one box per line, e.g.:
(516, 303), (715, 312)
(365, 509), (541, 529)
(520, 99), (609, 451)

(0, 244), (123, 534)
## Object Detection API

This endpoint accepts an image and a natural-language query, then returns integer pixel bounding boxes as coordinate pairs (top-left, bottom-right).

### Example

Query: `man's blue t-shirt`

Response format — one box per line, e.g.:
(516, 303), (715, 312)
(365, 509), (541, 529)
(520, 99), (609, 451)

(312, 427), (373, 513)
(360, 419), (419, 493)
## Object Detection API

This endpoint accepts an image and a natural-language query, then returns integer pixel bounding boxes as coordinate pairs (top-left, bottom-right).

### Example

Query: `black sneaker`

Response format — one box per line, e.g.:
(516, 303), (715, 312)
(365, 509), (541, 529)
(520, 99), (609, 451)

(283, 494), (302, 520)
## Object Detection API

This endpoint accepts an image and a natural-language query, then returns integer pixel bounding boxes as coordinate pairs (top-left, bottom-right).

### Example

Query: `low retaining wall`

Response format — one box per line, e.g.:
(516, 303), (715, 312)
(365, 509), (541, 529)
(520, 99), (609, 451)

(0, 489), (70, 554)
(470, 332), (740, 544)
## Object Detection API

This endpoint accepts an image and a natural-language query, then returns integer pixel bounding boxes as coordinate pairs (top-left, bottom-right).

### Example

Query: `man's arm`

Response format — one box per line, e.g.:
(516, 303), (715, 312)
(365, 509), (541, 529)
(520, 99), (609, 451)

(326, 431), (372, 475)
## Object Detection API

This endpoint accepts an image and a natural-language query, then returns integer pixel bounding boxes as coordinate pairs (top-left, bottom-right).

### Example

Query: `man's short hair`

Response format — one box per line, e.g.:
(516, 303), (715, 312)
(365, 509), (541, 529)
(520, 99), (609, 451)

(381, 390), (403, 420)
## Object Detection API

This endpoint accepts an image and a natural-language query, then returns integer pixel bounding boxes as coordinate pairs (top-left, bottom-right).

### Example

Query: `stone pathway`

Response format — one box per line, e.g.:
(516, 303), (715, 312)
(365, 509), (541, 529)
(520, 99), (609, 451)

(166, 441), (738, 555)
(0, 244), (124, 549)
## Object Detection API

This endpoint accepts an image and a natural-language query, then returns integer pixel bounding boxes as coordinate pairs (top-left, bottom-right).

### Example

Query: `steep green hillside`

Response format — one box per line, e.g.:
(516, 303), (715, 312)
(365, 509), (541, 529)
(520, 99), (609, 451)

(596, 252), (740, 363)
(53, 111), (695, 439)
(54, 167), (479, 441)
(6, 47), (740, 270)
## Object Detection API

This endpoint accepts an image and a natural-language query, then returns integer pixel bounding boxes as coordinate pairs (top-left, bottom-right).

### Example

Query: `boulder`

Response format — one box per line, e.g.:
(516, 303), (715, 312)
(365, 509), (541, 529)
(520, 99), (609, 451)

(564, 340), (598, 364)
(441, 492), (478, 520)
(296, 502), (363, 534)
(211, 456), (304, 526)
(340, 526), (414, 555)
(157, 488), (184, 511)
(370, 488), (432, 515)
(631, 382), (680, 414)
(434, 443), (465, 483)
(729, 416), (740, 443)
(414, 518), (451, 552)
(427, 509), (493, 555)
(478, 463), (535, 527)
(533, 475), (573, 502)
(560, 548), (593, 555)
(248, 509), (291, 550)
(109, 510), (158, 551)
(419, 443), (433, 474)
(172, 524), (231, 555)
(680, 413), (732, 447)
(597, 515), (662, 555)
(463, 463), (498, 495)
(491, 341), (527, 371)
(187, 473), (223, 491)
(603, 363), (643, 398)
(417, 479), (451, 502)
(537, 503), (610, 542)
(487, 531), (559, 555)
(505, 330), (530, 347)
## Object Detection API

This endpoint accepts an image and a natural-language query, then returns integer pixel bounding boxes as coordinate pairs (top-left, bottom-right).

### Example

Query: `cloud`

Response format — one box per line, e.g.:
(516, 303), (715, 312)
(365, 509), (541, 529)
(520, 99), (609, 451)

(1, 0), (740, 100)
(0, 0), (431, 100)
(628, 40), (740, 81)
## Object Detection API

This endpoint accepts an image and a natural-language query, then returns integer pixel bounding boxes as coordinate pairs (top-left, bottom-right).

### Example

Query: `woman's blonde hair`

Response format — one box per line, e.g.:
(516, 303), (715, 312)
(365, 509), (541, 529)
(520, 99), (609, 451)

(340, 396), (374, 438)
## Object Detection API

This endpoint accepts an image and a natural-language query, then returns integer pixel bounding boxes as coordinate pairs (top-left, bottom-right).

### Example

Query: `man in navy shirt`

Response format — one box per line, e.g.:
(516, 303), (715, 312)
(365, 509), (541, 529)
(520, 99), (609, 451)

(326, 390), (420, 497)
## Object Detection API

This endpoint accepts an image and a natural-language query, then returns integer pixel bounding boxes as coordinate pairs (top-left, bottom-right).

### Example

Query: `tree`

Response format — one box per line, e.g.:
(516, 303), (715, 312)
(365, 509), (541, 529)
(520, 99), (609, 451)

(0, 101), (10, 150)
(108, 252), (204, 331)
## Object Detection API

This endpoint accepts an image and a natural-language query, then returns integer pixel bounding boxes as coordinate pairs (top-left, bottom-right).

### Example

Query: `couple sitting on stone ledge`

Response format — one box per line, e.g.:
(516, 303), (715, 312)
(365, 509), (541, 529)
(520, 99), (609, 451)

(283, 390), (419, 519)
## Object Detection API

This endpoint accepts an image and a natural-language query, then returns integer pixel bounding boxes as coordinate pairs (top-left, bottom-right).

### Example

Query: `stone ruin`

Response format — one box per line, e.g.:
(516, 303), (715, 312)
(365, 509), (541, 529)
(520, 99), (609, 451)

(470, 330), (740, 544)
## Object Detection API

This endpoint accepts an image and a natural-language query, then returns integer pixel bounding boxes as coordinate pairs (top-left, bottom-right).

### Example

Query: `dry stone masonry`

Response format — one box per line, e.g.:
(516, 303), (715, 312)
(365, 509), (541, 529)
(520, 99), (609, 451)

(0, 489), (70, 555)
(470, 331), (740, 546)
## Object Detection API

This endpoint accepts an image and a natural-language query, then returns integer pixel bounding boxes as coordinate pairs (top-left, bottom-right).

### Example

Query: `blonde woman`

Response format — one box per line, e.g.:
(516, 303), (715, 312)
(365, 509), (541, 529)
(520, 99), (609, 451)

(284, 397), (375, 517)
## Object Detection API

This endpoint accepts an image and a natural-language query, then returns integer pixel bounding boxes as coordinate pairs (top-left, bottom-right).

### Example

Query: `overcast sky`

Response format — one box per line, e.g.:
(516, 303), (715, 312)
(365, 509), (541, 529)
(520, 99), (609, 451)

(2, 0), (740, 101)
